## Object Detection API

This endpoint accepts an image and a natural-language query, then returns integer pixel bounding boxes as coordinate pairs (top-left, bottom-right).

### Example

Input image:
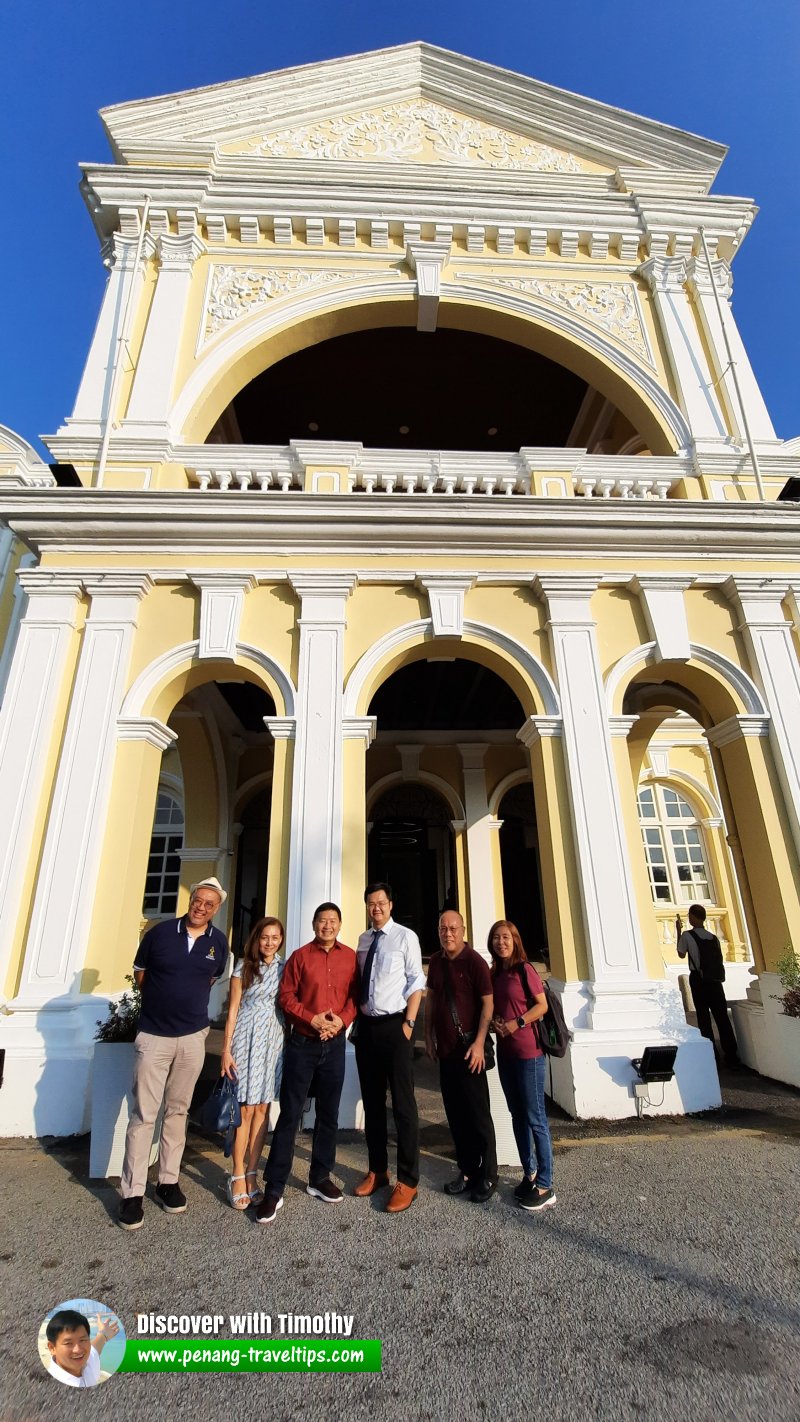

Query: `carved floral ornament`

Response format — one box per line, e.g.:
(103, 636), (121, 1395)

(222, 98), (586, 174)
(203, 262), (653, 367)
(454, 272), (654, 365)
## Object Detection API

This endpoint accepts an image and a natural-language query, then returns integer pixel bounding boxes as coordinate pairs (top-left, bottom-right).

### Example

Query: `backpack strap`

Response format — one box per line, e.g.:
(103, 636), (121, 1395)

(441, 957), (466, 1042)
(515, 961), (537, 1010)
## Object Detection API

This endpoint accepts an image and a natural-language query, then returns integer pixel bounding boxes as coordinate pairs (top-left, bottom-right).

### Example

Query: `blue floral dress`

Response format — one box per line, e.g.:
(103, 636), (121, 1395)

(230, 957), (285, 1105)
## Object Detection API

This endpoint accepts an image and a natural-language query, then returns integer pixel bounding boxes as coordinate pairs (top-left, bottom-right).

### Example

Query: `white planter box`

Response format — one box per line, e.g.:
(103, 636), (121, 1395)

(89, 1041), (161, 1179)
(732, 973), (800, 1090)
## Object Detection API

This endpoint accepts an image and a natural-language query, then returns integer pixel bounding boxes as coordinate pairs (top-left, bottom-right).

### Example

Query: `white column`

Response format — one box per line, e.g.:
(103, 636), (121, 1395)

(284, 574), (355, 951)
(10, 573), (152, 1008)
(125, 233), (206, 435)
(458, 744), (502, 955)
(685, 258), (776, 443)
(69, 235), (156, 432)
(637, 256), (728, 446)
(724, 578), (800, 862)
(0, 571), (83, 1001)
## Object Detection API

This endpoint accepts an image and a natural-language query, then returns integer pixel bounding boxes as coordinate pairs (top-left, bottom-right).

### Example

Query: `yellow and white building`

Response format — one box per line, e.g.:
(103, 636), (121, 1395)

(2, 44), (799, 1138)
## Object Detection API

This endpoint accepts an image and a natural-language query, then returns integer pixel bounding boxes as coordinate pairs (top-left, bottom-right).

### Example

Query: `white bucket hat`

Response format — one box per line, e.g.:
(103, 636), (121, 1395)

(189, 876), (228, 907)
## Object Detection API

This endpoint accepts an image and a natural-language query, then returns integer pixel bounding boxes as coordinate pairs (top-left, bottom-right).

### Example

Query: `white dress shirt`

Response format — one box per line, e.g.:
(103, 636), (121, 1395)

(48, 1344), (101, 1387)
(356, 917), (426, 1016)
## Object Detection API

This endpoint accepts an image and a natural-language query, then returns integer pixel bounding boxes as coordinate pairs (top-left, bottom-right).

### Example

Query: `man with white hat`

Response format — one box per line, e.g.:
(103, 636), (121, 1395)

(118, 877), (229, 1229)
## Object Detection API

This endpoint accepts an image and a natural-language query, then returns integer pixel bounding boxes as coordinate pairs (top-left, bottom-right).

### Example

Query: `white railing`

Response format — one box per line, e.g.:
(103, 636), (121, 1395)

(182, 442), (684, 499)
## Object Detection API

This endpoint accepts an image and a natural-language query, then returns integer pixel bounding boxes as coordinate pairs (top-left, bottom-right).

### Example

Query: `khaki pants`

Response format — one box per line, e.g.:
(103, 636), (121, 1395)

(120, 1028), (208, 1198)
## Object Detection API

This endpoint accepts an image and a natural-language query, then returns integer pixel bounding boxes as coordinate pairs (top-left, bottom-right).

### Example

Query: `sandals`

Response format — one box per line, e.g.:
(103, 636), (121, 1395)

(226, 1174), (250, 1210)
(246, 1170), (264, 1205)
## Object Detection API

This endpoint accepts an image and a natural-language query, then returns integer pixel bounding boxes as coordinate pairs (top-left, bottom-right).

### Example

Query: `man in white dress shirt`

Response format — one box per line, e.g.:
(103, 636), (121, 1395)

(46, 1309), (119, 1387)
(353, 882), (426, 1213)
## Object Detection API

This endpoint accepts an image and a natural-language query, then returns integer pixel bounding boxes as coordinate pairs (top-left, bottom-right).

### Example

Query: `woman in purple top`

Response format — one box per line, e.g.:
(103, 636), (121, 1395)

(489, 920), (556, 1212)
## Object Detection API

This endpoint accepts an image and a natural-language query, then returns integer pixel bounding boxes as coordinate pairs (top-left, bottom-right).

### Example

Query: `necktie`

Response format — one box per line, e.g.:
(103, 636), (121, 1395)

(360, 929), (382, 1005)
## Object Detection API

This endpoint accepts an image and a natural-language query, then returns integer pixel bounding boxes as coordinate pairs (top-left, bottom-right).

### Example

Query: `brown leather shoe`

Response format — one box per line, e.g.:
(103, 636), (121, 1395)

(353, 1171), (390, 1197)
(385, 1182), (417, 1213)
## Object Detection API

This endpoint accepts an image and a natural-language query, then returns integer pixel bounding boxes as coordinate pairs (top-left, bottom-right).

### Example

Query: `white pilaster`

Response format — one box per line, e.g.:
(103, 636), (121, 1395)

(637, 256), (728, 446)
(0, 550), (36, 705)
(685, 258), (776, 443)
(0, 571), (83, 1002)
(284, 573), (356, 951)
(457, 744), (502, 956)
(124, 234), (206, 435)
(10, 573), (152, 1008)
(69, 234), (156, 431)
(723, 578), (800, 861)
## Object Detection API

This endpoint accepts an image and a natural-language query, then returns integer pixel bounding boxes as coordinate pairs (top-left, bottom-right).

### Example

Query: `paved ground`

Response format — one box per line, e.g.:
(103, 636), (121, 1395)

(3, 1057), (799, 1422)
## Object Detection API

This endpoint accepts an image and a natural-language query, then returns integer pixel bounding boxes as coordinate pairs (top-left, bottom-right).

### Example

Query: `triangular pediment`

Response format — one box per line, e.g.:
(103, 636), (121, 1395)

(217, 97), (602, 175)
(99, 43), (726, 184)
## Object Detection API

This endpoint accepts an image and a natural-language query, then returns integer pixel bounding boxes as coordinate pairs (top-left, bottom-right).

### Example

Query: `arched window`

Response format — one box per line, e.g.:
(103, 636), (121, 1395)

(142, 792), (184, 916)
(637, 783), (712, 905)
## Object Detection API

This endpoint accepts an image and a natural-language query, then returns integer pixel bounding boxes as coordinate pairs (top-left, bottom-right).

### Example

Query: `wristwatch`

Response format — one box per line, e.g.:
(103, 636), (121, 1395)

(404, 1018), (415, 1030)
(516, 1015), (526, 1030)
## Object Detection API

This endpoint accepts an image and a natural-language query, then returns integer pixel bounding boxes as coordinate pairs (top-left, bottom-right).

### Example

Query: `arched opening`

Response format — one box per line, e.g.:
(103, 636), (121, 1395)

(498, 782), (547, 960)
(366, 655), (539, 953)
(207, 324), (646, 454)
(368, 783), (456, 955)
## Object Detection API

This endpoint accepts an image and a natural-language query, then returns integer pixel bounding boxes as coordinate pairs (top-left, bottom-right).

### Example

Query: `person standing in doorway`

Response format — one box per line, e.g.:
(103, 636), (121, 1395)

(353, 882), (425, 1214)
(118, 878), (229, 1230)
(425, 910), (497, 1203)
(256, 903), (358, 1224)
(677, 904), (740, 1067)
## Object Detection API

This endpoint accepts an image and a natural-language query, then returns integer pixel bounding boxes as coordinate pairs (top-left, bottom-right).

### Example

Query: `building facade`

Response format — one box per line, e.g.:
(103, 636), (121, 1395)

(1, 44), (799, 1140)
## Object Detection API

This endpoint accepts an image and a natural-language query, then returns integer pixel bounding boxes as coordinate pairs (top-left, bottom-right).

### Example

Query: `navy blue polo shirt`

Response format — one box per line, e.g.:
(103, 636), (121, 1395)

(134, 917), (229, 1037)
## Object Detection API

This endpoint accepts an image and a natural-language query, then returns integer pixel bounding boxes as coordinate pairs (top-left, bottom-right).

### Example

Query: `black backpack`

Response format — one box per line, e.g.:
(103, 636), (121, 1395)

(515, 963), (571, 1058)
(689, 929), (725, 983)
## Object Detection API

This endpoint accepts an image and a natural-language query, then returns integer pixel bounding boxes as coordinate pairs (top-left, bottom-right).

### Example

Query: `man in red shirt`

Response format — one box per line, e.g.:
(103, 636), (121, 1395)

(256, 903), (358, 1224)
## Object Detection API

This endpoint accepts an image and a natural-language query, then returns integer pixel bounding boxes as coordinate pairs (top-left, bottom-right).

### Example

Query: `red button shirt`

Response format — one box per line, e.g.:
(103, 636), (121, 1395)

(278, 939), (359, 1037)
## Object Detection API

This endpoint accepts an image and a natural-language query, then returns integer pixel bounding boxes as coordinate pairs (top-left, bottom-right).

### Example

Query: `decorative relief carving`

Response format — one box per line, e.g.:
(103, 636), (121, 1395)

(204, 265), (344, 338)
(456, 272), (652, 363)
(225, 99), (584, 173)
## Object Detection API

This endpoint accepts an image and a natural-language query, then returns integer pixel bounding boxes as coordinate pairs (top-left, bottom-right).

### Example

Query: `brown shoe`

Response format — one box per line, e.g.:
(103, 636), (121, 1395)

(385, 1182), (417, 1213)
(353, 1171), (390, 1197)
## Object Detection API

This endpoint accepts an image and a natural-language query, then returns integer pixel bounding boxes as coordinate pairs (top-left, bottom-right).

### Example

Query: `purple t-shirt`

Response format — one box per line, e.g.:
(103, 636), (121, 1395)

(427, 946), (493, 1059)
(492, 962), (545, 1060)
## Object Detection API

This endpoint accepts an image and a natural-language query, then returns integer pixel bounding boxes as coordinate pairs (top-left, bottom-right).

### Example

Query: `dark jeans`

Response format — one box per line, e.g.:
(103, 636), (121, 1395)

(690, 970), (739, 1062)
(264, 1030), (346, 1195)
(355, 1014), (419, 1187)
(439, 1051), (497, 1184)
(497, 1051), (553, 1189)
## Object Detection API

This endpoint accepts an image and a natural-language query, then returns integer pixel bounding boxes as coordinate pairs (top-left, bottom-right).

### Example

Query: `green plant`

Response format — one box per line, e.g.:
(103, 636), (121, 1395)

(95, 975), (141, 1042)
(775, 944), (800, 1019)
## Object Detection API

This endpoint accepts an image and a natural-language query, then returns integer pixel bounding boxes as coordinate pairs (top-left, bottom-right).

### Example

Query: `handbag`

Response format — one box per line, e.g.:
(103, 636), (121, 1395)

(441, 959), (495, 1070)
(193, 1073), (242, 1157)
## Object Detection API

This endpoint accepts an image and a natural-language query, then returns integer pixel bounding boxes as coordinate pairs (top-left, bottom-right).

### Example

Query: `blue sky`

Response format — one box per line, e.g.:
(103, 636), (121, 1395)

(3, 1), (798, 456)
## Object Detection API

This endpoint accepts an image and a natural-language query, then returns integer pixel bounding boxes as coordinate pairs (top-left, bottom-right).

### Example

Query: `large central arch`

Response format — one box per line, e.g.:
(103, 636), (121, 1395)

(171, 279), (690, 453)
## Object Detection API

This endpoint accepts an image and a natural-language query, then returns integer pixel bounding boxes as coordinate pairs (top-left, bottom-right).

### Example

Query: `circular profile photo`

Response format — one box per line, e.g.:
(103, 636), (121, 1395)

(38, 1298), (126, 1388)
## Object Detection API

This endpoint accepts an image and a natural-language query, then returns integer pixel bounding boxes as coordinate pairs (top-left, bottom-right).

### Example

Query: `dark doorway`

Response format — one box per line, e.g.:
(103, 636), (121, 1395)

(499, 782), (547, 960)
(368, 784), (456, 956)
(232, 789), (271, 955)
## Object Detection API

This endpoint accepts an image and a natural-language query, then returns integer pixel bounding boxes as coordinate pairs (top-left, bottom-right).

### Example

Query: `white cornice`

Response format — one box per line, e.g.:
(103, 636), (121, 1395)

(3, 490), (800, 563)
(98, 43), (726, 179)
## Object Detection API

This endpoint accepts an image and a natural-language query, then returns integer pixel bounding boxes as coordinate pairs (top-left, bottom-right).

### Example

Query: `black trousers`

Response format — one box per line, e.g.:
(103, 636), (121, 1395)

(264, 1031), (346, 1195)
(690, 970), (739, 1062)
(439, 1051), (497, 1184)
(355, 1014), (419, 1187)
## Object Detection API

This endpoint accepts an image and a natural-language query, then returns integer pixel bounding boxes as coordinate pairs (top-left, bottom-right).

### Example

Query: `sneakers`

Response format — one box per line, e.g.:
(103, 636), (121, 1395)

(118, 1196), (144, 1230)
(519, 1187), (556, 1212)
(514, 1175), (537, 1201)
(307, 1179), (343, 1203)
(155, 1181), (187, 1213)
(256, 1192), (284, 1224)
(443, 1172), (471, 1196)
(469, 1179), (497, 1204)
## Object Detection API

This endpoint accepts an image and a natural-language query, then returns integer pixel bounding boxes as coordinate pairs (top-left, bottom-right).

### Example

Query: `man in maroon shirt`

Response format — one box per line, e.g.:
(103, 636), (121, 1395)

(425, 910), (498, 1203)
(256, 903), (358, 1224)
